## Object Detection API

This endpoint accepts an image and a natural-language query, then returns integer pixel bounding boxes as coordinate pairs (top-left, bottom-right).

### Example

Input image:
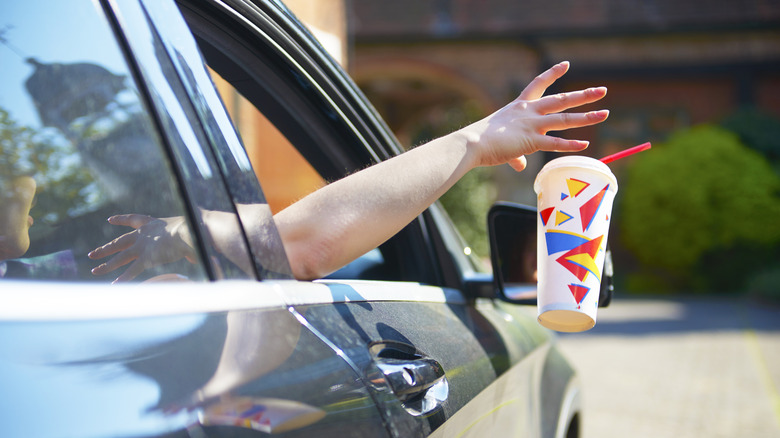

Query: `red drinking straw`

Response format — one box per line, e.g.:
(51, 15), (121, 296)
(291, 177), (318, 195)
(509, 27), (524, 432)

(599, 142), (652, 164)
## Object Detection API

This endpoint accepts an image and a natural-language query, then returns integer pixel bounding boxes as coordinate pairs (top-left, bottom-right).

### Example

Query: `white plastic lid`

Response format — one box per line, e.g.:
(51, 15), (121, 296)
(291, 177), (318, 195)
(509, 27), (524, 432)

(534, 155), (618, 194)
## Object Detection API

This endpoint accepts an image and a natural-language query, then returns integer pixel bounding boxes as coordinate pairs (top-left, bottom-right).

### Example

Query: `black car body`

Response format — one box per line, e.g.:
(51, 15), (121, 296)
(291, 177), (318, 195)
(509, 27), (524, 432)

(0, 1), (588, 436)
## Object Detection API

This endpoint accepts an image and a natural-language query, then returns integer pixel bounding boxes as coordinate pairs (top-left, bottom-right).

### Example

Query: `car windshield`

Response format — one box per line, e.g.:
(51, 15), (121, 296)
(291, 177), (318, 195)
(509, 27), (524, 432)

(0, 1), (208, 282)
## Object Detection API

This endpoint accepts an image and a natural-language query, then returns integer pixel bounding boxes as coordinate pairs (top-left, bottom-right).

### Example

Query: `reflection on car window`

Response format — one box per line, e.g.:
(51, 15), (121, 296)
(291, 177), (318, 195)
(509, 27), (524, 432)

(208, 71), (393, 280)
(0, 1), (207, 282)
(185, 13), (397, 280)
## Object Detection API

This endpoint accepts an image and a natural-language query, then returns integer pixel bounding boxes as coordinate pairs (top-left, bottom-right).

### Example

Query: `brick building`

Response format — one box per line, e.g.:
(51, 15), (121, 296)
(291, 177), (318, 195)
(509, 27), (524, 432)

(348, 0), (780, 203)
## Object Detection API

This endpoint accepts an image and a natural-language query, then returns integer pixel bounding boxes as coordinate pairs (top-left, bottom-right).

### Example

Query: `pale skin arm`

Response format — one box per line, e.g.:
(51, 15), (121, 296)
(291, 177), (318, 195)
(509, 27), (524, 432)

(277, 61), (609, 279)
(90, 62), (608, 282)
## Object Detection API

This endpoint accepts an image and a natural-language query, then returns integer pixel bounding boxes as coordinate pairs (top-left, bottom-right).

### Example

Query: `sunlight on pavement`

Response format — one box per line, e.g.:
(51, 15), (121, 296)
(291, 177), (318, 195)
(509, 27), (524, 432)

(556, 297), (780, 438)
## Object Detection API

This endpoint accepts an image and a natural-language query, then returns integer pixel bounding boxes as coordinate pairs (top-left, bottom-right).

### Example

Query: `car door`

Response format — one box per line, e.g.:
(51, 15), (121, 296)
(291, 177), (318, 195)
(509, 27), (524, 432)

(0, 1), (391, 437)
(166, 1), (566, 436)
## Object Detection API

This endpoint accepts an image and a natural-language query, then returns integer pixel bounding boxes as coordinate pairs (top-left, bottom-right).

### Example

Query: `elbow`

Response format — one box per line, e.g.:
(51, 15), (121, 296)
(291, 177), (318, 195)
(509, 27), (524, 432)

(284, 238), (338, 281)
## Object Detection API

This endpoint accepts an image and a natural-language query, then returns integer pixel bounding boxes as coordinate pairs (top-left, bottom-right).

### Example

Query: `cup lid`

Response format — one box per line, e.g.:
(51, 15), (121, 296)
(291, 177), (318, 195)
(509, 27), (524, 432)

(534, 155), (618, 193)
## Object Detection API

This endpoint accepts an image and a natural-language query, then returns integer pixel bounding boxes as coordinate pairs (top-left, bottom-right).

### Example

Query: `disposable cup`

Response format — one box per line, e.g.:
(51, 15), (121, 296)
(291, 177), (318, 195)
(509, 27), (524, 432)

(533, 156), (618, 332)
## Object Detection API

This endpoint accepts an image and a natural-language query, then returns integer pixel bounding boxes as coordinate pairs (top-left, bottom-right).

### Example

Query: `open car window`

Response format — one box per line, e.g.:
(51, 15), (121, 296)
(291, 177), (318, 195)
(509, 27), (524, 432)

(177, 1), (439, 282)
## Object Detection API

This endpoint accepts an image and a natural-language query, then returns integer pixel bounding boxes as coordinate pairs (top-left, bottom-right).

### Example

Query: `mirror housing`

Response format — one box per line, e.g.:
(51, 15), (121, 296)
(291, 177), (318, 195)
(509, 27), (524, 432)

(487, 202), (614, 307)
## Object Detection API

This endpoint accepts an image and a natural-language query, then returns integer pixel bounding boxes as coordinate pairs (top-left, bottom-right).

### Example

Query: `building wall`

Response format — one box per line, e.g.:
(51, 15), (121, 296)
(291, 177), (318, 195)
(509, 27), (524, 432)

(286, 0), (348, 66)
(349, 2), (780, 204)
(212, 0), (347, 213)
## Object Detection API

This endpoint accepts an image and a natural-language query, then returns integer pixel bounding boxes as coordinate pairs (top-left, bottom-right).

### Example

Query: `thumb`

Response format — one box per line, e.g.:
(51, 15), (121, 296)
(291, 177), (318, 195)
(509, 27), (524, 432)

(508, 156), (527, 172)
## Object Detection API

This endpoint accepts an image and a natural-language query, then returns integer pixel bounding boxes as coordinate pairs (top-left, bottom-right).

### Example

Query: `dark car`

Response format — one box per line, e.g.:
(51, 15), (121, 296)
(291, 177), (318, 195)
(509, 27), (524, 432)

(0, 1), (610, 436)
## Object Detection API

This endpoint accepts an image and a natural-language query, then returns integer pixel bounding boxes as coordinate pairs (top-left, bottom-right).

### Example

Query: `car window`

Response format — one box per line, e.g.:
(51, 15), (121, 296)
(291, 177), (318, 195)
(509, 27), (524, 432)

(210, 69), (326, 214)
(176, 3), (420, 282)
(0, 1), (208, 282)
(123, 0), (296, 280)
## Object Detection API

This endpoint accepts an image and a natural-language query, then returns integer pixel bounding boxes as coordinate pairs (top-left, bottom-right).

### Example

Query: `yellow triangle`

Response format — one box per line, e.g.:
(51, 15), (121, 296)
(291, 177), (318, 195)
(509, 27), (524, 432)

(555, 210), (573, 226)
(566, 253), (601, 281)
(567, 178), (589, 197)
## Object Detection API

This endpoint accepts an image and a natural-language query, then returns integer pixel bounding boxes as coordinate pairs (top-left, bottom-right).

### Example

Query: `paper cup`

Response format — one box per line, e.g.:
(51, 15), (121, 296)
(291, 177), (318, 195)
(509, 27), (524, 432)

(534, 156), (618, 332)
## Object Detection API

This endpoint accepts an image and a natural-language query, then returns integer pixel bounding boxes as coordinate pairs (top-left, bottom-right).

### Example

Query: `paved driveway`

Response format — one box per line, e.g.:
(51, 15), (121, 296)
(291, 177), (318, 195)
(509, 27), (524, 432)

(556, 296), (780, 438)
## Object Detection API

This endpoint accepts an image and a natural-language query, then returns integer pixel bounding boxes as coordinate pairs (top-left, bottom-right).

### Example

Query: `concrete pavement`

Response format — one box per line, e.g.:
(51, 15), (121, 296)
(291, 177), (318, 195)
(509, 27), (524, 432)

(556, 296), (780, 438)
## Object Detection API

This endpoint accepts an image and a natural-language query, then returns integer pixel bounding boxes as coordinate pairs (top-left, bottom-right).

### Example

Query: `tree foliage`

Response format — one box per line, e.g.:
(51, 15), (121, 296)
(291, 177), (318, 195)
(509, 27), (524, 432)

(620, 124), (780, 291)
(0, 107), (95, 229)
(410, 100), (495, 259)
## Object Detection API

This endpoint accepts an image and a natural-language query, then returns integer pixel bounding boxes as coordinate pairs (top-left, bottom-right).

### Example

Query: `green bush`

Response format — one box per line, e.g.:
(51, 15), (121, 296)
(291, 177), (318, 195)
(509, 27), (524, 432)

(439, 166), (494, 258)
(410, 100), (495, 259)
(620, 124), (780, 291)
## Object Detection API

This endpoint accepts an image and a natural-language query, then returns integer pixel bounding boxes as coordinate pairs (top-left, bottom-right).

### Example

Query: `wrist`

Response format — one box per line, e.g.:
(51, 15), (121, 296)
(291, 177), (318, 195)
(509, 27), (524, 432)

(441, 126), (482, 173)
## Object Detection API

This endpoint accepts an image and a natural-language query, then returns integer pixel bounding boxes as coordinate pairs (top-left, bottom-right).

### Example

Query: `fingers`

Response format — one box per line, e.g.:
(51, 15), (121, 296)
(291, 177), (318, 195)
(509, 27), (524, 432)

(88, 231), (136, 260)
(108, 214), (154, 229)
(537, 137), (590, 153)
(535, 87), (607, 115)
(88, 215), (150, 260)
(540, 109), (610, 133)
(90, 244), (138, 276)
(508, 156), (527, 172)
(112, 260), (146, 283)
(518, 61), (570, 101)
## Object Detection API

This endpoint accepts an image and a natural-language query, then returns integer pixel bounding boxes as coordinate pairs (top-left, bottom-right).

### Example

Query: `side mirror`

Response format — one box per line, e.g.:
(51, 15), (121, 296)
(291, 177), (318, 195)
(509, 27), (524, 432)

(487, 202), (614, 307)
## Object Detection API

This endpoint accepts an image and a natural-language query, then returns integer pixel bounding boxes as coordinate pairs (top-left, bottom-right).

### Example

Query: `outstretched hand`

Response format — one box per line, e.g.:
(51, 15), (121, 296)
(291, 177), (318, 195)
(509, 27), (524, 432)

(462, 61), (608, 171)
(274, 61), (610, 280)
(89, 214), (196, 283)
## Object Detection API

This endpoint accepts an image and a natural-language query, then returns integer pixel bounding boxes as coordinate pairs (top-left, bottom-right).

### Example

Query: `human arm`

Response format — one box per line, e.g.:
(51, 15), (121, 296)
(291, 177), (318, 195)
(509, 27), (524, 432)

(89, 62), (608, 282)
(275, 61), (609, 279)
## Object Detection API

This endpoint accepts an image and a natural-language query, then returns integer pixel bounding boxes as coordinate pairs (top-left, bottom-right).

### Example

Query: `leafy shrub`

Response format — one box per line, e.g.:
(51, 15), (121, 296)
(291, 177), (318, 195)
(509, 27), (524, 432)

(620, 124), (780, 291)
(439, 165), (494, 258)
(410, 100), (495, 259)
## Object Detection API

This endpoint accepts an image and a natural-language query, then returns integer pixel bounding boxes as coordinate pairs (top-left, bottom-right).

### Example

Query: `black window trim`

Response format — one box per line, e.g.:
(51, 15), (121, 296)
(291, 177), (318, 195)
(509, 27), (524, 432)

(97, 0), (223, 280)
(177, 0), (444, 285)
(103, 0), (261, 281)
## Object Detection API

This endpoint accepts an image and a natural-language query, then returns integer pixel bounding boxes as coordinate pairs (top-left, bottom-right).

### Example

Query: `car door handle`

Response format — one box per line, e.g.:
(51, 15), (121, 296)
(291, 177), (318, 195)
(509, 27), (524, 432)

(374, 357), (445, 402)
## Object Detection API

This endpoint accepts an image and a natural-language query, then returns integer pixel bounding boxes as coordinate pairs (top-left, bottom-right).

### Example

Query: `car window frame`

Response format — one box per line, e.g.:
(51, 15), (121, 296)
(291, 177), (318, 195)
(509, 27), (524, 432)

(137, 0), (296, 279)
(103, 0), (261, 280)
(175, 0), (444, 285)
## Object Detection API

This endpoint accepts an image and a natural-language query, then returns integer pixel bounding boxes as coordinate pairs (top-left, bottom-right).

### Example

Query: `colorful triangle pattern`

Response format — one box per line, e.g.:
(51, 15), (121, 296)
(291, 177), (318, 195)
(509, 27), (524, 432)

(545, 230), (590, 255)
(567, 178), (590, 197)
(556, 235), (603, 282)
(568, 284), (590, 305)
(555, 210), (574, 226)
(580, 184), (609, 232)
(540, 207), (555, 227)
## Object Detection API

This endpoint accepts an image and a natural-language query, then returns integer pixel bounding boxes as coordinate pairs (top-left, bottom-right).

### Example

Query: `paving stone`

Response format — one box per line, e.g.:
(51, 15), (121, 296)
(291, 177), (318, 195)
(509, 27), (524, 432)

(556, 297), (780, 438)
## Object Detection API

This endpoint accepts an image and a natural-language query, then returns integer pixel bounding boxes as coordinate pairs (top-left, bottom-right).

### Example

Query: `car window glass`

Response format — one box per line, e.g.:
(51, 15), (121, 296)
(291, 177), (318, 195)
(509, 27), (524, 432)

(172, 4), (405, 280)
(130, 0), (295, 279)
(207, 65), (396, 279)
(0, 1), (208, 282)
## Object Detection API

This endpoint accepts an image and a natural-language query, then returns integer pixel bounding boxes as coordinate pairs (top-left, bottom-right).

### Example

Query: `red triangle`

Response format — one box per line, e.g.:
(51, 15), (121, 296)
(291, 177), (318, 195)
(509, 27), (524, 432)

(540, 207), (555, 227)
(556, 235), (603, 281)
(568, 284), (590, 304)
(580, 184), (609, 231)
